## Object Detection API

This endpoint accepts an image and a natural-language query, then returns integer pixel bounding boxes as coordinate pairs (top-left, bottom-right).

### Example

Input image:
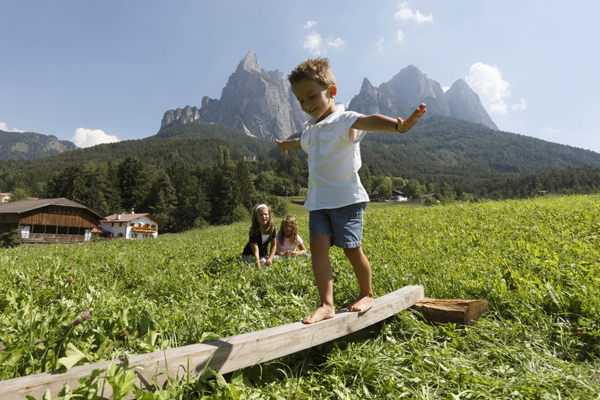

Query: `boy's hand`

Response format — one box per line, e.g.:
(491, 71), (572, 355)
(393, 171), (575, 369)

(397, 103), (426, 133)
(275, 138), (301, 155)
(275, 139), (289, 155)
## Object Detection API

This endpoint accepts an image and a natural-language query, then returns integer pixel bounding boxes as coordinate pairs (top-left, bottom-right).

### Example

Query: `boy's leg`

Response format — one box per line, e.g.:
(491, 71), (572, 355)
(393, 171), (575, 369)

(303, 234), (335, 324)
(343, 246), (374, 313)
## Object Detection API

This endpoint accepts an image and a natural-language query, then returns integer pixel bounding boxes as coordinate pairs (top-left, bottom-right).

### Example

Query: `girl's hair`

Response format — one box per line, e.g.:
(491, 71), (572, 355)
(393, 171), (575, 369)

(250, 204), (274, 236)
(277, 215), (298, 246)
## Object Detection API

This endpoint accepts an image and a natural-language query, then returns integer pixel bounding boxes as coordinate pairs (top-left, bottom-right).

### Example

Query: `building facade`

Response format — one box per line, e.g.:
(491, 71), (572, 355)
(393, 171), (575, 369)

(100, 213), (163, 239)
(0, 198), (104, 244)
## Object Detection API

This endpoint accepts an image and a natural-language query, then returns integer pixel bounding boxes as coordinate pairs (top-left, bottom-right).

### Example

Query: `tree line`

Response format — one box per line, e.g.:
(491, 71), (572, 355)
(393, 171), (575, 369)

(36, 148), (286, 232)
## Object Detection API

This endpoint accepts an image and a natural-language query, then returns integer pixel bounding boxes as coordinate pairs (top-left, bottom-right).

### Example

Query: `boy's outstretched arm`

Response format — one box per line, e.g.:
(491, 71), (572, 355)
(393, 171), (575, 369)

(275, 138), (302, 155)
(352, 103), (426, 133)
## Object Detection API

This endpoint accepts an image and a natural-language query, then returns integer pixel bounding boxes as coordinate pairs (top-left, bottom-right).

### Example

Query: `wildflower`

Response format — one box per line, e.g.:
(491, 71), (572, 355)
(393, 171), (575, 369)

(82, 311), (91, 320)
(38, 277), (43, 281)
(119, 355), (125, 362)
(0, 343), (5, 351)
(73, 318), (81, 326)
(36, 339), (42, 344)
(66, 276), (74, 284)
(123, 330), (129, 337)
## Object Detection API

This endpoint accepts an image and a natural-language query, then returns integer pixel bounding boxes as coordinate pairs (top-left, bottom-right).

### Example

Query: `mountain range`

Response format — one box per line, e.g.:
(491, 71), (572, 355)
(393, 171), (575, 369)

(160, 50), (498, 139)
(0, 130), (76, 160)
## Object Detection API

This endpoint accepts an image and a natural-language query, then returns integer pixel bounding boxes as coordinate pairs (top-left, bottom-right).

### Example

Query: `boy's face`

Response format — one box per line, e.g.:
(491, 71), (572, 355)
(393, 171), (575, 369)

(291, 79), (337, 122)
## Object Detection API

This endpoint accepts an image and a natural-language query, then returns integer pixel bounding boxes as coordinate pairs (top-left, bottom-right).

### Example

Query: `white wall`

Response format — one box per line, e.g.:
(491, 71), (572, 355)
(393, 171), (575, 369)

(100, 216), (159, 239)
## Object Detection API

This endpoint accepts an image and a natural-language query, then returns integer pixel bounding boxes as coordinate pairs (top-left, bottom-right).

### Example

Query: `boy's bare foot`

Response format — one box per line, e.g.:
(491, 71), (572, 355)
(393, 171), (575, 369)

(302, 304), (335, 324)
(346, 294), (374, 313)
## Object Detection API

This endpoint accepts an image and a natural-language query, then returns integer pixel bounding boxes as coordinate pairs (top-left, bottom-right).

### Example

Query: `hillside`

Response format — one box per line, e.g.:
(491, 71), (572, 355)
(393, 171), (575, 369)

(359, 115), (600, 181)
(2, 115), (600, 200)
(0, 121), (273, 177)
(0, 130), (77, 160)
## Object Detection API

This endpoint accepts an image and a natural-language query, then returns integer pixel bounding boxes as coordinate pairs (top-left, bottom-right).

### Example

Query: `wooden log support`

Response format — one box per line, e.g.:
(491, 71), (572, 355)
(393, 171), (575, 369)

(412, 297), (488, 326)
(0, 285), (424, 400)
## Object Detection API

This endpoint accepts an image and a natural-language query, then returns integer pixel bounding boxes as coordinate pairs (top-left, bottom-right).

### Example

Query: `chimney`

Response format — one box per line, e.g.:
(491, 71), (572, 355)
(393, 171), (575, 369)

(116, 214), (121, 220)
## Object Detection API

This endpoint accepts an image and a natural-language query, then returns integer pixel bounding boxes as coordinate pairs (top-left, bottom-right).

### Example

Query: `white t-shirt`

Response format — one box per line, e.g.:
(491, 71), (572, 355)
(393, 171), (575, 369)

(278, 234), (304, 253)
(300, 104), (370, 211)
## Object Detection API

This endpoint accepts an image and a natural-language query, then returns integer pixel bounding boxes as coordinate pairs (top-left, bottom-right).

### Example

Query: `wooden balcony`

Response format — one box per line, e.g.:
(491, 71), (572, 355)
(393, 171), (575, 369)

(131, 227), (157, 233)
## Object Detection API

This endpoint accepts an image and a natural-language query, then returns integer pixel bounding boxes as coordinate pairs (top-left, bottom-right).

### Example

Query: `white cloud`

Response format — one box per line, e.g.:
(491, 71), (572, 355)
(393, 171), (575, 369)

(71, 128), (119, 148)
(396, 29), (405, 44)
(303, 31), (324, 55)
(376, 37), (385, 52)
(304, 21), (317, 29)
(511, 98), (527, 111)
(326, 37), (346, 49)
(395, 2), (433, 23)
(0, 122), (24, 132)
(303, 31), (345, 55)
(465, 63), (511, 114)
(442, 86), (450, 93)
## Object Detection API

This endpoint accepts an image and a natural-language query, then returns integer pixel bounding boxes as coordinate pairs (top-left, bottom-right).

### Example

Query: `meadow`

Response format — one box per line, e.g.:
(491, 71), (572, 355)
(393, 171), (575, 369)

(1, 195), (600, 399)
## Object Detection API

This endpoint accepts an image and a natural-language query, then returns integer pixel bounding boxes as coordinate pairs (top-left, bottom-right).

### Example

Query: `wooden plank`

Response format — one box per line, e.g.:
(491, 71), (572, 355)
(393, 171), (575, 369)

(412, 297), (488, 326)
(0, 285), (424, 400)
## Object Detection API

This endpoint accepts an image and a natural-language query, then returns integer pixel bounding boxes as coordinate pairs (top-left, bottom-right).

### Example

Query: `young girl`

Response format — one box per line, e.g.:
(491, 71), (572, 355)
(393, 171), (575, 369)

(242, 204), (277, 269)
(276, 215), (309, 257)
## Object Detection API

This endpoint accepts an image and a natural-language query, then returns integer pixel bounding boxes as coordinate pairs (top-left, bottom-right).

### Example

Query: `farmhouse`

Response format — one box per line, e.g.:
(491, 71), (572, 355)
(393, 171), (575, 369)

(0, 198), (104, 243)
(101, 213), (163, 239)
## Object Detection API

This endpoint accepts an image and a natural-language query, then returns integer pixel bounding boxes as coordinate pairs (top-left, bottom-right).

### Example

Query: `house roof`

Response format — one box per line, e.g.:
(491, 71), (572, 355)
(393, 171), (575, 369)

(0, 198), (104, 219)
(103, 213), (164, 225)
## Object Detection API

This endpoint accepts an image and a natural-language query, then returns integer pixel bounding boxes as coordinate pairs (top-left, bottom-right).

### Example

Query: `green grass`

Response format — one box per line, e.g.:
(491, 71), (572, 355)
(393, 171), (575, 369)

(1, 195), (600, 399)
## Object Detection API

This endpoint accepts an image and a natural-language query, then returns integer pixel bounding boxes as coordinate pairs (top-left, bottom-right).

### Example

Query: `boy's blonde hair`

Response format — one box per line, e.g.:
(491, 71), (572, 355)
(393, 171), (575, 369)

(250, 204), (274, 236)
(288, 58), (336, 88)
(277, 215), (298, 246)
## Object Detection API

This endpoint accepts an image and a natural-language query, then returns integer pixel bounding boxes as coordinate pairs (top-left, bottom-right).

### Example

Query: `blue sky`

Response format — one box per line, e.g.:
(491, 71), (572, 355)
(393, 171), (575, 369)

(1, 1), (599, 153)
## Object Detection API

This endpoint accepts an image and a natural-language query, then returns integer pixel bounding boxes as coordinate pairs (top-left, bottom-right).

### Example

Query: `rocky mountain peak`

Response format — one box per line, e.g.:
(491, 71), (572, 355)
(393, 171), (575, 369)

(160, 51), (499, 139)
(238, 50), (261, 73)
(445, 79), (498, 130)
(161, 51), (305, 141)
(349, 65), (497, 129)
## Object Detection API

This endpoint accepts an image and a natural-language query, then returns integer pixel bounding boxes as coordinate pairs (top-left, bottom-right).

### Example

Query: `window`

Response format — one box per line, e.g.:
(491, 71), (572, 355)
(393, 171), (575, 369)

(118, 233), (124, 238)
(151, 224), (156, 228)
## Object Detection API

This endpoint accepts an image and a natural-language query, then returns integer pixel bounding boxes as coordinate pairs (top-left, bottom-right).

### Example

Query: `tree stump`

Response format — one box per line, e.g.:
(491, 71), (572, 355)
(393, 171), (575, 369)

(412, 297), (488, 326)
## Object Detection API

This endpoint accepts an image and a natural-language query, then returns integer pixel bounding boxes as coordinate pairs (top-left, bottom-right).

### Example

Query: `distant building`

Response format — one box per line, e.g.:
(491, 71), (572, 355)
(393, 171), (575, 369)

(0, 193), (11, 203)
(391, 189), (408, 202)
(0, 198), (104, 244)
(101, 213), (163, 239)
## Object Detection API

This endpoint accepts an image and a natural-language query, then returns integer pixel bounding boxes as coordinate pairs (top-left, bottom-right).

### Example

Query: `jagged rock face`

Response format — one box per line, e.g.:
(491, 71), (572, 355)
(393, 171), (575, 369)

(160, 52), (498, 137)
(349, 65), (497, 129)
(199, 51), (305, 141)
(445, 79), (498, 130)
(388, 65), (450, 116)
(160, 106), (202, 131)
(349, 65), (450, 119)
(161, 51), (305, 140)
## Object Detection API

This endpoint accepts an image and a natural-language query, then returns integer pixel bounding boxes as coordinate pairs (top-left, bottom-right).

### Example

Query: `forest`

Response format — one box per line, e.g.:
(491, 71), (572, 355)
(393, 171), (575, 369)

(1, 117), (600, 232)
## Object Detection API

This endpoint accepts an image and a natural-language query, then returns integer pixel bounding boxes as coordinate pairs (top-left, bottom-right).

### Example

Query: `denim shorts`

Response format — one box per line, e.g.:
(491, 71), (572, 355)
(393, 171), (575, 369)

(309, 202), (366, 249)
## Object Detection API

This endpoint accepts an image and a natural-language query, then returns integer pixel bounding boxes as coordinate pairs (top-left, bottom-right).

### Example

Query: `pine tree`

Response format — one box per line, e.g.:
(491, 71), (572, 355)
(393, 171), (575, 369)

(118, 156), (149, 212)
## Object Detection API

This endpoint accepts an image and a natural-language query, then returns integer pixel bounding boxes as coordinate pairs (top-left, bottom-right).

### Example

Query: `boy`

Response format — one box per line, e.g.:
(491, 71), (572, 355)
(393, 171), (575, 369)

(276, 58), (426, 324)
